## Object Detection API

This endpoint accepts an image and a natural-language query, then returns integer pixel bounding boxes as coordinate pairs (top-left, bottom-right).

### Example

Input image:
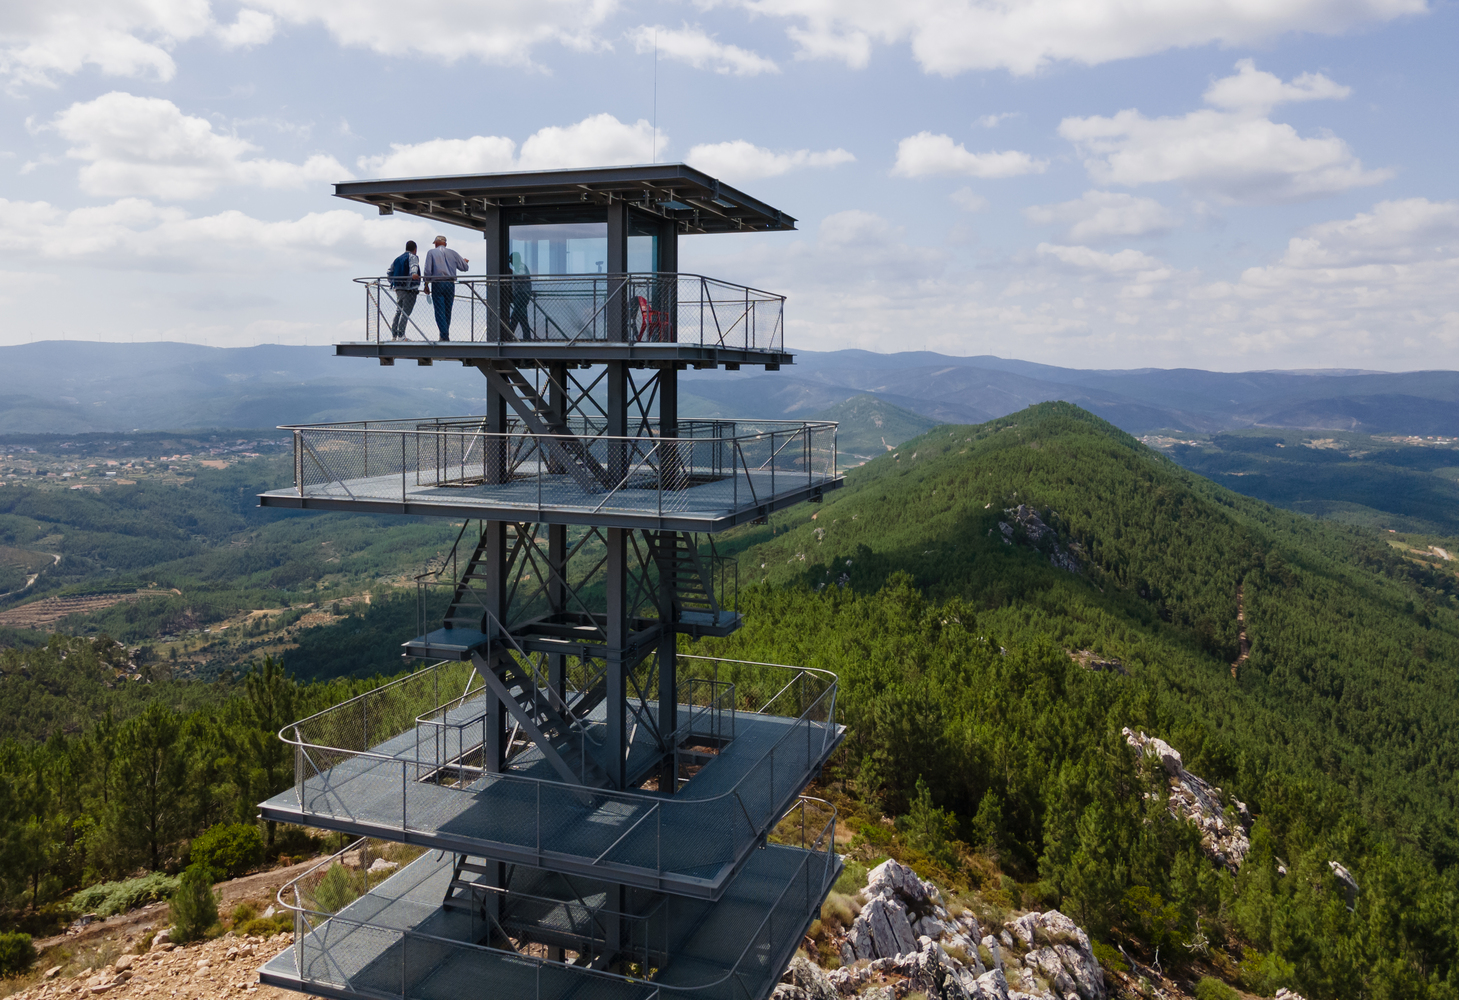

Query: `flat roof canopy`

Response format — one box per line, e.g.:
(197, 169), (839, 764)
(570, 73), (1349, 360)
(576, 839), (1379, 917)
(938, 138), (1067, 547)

(335, 163), (796, 235)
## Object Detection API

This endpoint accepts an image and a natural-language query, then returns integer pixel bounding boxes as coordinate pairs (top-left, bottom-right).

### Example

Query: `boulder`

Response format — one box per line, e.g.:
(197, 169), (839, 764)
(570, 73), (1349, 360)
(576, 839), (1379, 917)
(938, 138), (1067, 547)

(113, 956), (134, 972)
(867, 859), (931, 907)
(972, 968), (1010, 1000)
(778, 957), (838, 1000)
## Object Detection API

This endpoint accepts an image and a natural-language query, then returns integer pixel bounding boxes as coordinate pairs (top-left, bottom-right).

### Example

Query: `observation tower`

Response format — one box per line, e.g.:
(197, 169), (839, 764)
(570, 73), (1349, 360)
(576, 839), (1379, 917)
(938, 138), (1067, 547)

(257, 164), (846, 1000)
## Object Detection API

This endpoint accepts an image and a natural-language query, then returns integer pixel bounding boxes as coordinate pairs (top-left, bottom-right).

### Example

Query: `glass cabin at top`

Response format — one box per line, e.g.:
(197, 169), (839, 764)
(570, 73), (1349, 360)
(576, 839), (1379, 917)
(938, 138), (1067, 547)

(339, 163), (794, 355)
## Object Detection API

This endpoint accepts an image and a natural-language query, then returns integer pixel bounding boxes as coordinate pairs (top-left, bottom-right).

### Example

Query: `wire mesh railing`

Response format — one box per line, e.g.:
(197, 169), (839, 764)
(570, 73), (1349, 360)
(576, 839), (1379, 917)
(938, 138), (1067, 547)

(280, 418), (838, 520)
(277, 798), (835, 1000)
(278, 656), (839, 886)
(357, 273), (784, 352)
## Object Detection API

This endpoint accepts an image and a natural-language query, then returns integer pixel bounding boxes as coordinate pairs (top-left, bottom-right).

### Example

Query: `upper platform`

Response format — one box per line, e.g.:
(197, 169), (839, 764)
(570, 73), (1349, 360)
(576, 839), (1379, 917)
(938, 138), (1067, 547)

(350, 272), (788, 365)
(335, 163), (797, 236)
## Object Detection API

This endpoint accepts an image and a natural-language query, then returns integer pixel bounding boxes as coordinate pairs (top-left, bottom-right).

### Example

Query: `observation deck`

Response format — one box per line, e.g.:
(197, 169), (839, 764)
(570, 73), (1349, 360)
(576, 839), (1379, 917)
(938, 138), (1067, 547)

(258, 417), (839, 531)
(259, 657), (842, 899)
(346, 273), (790, 369)
(262, 810), (838, 1000)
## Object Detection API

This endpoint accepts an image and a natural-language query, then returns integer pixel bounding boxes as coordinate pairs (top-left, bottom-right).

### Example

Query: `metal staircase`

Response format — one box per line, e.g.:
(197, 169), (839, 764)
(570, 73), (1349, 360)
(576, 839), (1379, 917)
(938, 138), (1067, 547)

(477, 363), (614, 491)
(660, 533), (719, 626)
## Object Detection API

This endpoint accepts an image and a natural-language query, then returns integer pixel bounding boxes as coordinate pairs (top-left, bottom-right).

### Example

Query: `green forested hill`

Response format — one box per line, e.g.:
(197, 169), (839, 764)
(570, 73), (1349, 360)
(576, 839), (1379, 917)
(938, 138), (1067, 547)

(701, 402), (1459, 996)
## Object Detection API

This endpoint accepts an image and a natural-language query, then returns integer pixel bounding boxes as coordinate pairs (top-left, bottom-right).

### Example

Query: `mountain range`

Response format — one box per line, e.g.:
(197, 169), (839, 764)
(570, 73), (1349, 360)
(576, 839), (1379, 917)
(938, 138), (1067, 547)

(2, 341), (1457, 440)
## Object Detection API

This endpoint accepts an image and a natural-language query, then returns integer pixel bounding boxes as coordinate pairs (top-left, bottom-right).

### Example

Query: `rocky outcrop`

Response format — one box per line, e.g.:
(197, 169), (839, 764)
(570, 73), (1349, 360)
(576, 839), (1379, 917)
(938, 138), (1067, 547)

(1123, 728), (1251, 871)
(839, 861), (983, 967)
(804, 859), (1105, 1000)
(997, 506), (1080, 573)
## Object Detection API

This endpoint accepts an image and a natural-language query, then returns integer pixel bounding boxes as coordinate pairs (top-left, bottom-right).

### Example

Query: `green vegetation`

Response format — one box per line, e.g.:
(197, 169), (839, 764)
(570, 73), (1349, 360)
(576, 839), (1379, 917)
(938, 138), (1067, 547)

(809, 395), (940, 467)
(69, 873), (180, 918)
(168, 865), (218, 943)
(7, 403), (1459, 997)
(0, 652), (387, 933)
(702, 402), (1459, 998)
(1151, 427), (1459, 535)
(188, 823), (263, 880)
(0, 930), (35, 976)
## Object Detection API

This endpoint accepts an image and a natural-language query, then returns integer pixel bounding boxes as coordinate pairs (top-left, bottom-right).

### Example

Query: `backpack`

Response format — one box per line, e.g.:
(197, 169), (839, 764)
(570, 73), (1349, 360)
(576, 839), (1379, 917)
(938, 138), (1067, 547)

(389, 252), (413, 289)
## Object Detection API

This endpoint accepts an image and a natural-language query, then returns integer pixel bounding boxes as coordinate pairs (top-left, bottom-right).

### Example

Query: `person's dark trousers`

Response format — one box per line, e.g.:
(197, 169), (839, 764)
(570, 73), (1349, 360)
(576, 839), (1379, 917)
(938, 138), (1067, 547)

(508, 293), (531, 340)
(390, 291), (418, 339)
(431, 283), (456, 341)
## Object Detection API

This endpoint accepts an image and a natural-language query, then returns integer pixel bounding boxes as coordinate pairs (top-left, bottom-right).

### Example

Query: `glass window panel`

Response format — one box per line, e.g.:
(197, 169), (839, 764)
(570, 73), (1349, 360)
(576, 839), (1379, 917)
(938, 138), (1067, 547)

(508, 222), (607, 276)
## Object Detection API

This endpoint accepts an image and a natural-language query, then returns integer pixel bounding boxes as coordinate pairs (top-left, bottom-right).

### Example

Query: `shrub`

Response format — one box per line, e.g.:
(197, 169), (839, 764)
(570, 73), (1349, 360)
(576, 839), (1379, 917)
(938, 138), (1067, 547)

(190, 823), (264, 880)
(238, 914), (293, 938)
(313, 864), (360, 914)
(1090, 940), (1128, 974)
(833, 859), (868, 895)
(169, 865), (219, 943)
(230, 903), (257, 926)
(819, 892), (856, 932)
(1194, 978), (1241, 1000)
(70, 873), (181, 918)
(0, 932), (36, 976)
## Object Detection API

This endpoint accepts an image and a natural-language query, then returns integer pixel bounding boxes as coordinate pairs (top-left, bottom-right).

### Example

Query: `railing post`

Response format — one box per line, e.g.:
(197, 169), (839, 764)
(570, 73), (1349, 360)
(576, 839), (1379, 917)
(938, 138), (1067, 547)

(401, 435), (406, 502)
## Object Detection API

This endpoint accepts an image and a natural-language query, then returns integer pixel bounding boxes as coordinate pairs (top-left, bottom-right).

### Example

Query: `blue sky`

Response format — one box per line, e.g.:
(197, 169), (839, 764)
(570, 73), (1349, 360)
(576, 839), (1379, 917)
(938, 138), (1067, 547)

(2, 0), (1456, 370)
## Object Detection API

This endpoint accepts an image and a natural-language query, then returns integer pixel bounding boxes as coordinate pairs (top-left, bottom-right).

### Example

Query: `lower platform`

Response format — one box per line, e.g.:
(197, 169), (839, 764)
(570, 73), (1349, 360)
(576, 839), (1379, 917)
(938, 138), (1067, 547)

(262, 838), (839, 1000)
(261, 695), (842, 899)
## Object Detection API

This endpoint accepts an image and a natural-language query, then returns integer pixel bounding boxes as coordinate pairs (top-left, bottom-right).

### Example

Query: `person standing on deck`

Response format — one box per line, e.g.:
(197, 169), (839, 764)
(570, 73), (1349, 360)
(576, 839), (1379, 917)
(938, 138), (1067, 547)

(387, 241), (421, 339)
(423, 235), (469, 341)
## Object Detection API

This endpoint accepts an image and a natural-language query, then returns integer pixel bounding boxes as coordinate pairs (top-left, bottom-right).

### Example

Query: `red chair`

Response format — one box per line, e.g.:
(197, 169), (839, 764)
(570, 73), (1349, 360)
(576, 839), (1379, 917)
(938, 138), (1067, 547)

(636, 295), (671, 342)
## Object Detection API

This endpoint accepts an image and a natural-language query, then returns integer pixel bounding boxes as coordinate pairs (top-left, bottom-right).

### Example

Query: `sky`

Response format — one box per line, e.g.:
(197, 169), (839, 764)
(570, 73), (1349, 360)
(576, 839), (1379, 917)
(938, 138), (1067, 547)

(1, 0), (1457, 371)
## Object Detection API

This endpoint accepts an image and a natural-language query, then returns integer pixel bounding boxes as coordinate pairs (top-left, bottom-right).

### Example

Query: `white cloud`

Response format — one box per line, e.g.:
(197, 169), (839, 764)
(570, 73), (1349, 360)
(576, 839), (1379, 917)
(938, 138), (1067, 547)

(1025, 190), (1180, 241)
(1059, 61), (1390, 204)
(359, 137), (517, 178)
(0, 197), (410, 267)
(0, 0), (212, 85)
(1267, 197), (1459, 268)
(892, 132), (1046, 179)
(1203, 57), (1351, 112)
(518, 114), (656, 169)
(1037, 242), (1172, 277)
(686, 141), (853, 181)
(976, 112), (1019, 128)
(247, 0), (616, 68)
(628, 24), (778, 75)
(951, 188), (988, 211)
(356, 115), (660, 179)
(724, 0), (1424, 76)
(215, 9), (277, 49)
(51, 92), (350, 199)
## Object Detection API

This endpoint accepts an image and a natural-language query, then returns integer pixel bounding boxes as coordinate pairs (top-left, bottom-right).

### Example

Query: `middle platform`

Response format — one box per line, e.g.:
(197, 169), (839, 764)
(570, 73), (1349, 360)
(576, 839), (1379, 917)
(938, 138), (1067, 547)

(261, 417), (839, 530)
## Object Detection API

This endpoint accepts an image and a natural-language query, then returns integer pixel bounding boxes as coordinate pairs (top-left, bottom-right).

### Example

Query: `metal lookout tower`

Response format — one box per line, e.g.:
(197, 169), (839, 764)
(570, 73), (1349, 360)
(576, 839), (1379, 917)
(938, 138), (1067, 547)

(257, 164), (846, 1000)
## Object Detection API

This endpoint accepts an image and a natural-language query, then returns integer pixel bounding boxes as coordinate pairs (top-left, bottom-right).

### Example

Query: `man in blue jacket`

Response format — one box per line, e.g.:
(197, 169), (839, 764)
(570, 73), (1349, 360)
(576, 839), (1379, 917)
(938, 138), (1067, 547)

(422, 235), (469, 341)
(387, 240), (420, 339)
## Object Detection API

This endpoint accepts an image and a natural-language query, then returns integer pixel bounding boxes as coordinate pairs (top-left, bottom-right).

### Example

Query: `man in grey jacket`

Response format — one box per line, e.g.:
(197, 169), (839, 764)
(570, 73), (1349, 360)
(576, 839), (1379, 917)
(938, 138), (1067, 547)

(423, 235), (469, 341)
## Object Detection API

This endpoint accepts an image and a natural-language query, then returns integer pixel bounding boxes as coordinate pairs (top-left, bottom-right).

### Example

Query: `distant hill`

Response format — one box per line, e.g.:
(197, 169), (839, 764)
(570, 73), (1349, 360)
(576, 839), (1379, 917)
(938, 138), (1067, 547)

(809, 395), (940, 465)
(5, 341), (1458, 438)
(707, 402), (1459, 992)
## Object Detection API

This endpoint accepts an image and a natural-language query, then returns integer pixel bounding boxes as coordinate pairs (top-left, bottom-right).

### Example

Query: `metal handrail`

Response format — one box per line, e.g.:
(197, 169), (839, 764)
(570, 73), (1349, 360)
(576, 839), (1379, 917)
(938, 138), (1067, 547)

(277, 797), (835, 994)
(277, 657), (838, 816)
(354, 272), (786, 352)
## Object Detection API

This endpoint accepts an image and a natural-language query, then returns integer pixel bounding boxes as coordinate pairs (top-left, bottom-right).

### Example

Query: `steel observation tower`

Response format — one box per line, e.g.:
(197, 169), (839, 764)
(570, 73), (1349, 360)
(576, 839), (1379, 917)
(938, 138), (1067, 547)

(257, 164), (846, 1000)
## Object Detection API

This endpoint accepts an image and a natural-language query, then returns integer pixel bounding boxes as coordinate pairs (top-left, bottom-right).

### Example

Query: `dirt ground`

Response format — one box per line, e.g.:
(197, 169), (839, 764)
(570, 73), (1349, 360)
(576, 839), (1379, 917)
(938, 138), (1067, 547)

(0, 592), (158, 630)
(4, 857), (327, 1000)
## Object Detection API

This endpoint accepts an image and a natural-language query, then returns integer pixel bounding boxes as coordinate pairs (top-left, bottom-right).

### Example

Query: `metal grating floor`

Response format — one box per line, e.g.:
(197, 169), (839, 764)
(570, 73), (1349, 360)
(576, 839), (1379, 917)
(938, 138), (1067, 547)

(262, 701), (842, 898)
(262, 842), (836, 1000)
(260, 467), (834, 531)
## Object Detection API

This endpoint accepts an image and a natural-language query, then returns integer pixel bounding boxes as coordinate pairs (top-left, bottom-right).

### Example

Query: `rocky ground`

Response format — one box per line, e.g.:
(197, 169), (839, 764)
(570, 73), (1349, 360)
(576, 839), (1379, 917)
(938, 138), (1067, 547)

(5, 931), (296, 1000)
(3, 859), (325, 1000)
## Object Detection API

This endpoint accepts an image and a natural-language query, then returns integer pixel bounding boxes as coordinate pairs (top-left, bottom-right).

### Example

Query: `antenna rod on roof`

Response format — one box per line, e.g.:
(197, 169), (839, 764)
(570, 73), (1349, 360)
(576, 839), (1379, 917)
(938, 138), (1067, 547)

(647, 30), (653, 162)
